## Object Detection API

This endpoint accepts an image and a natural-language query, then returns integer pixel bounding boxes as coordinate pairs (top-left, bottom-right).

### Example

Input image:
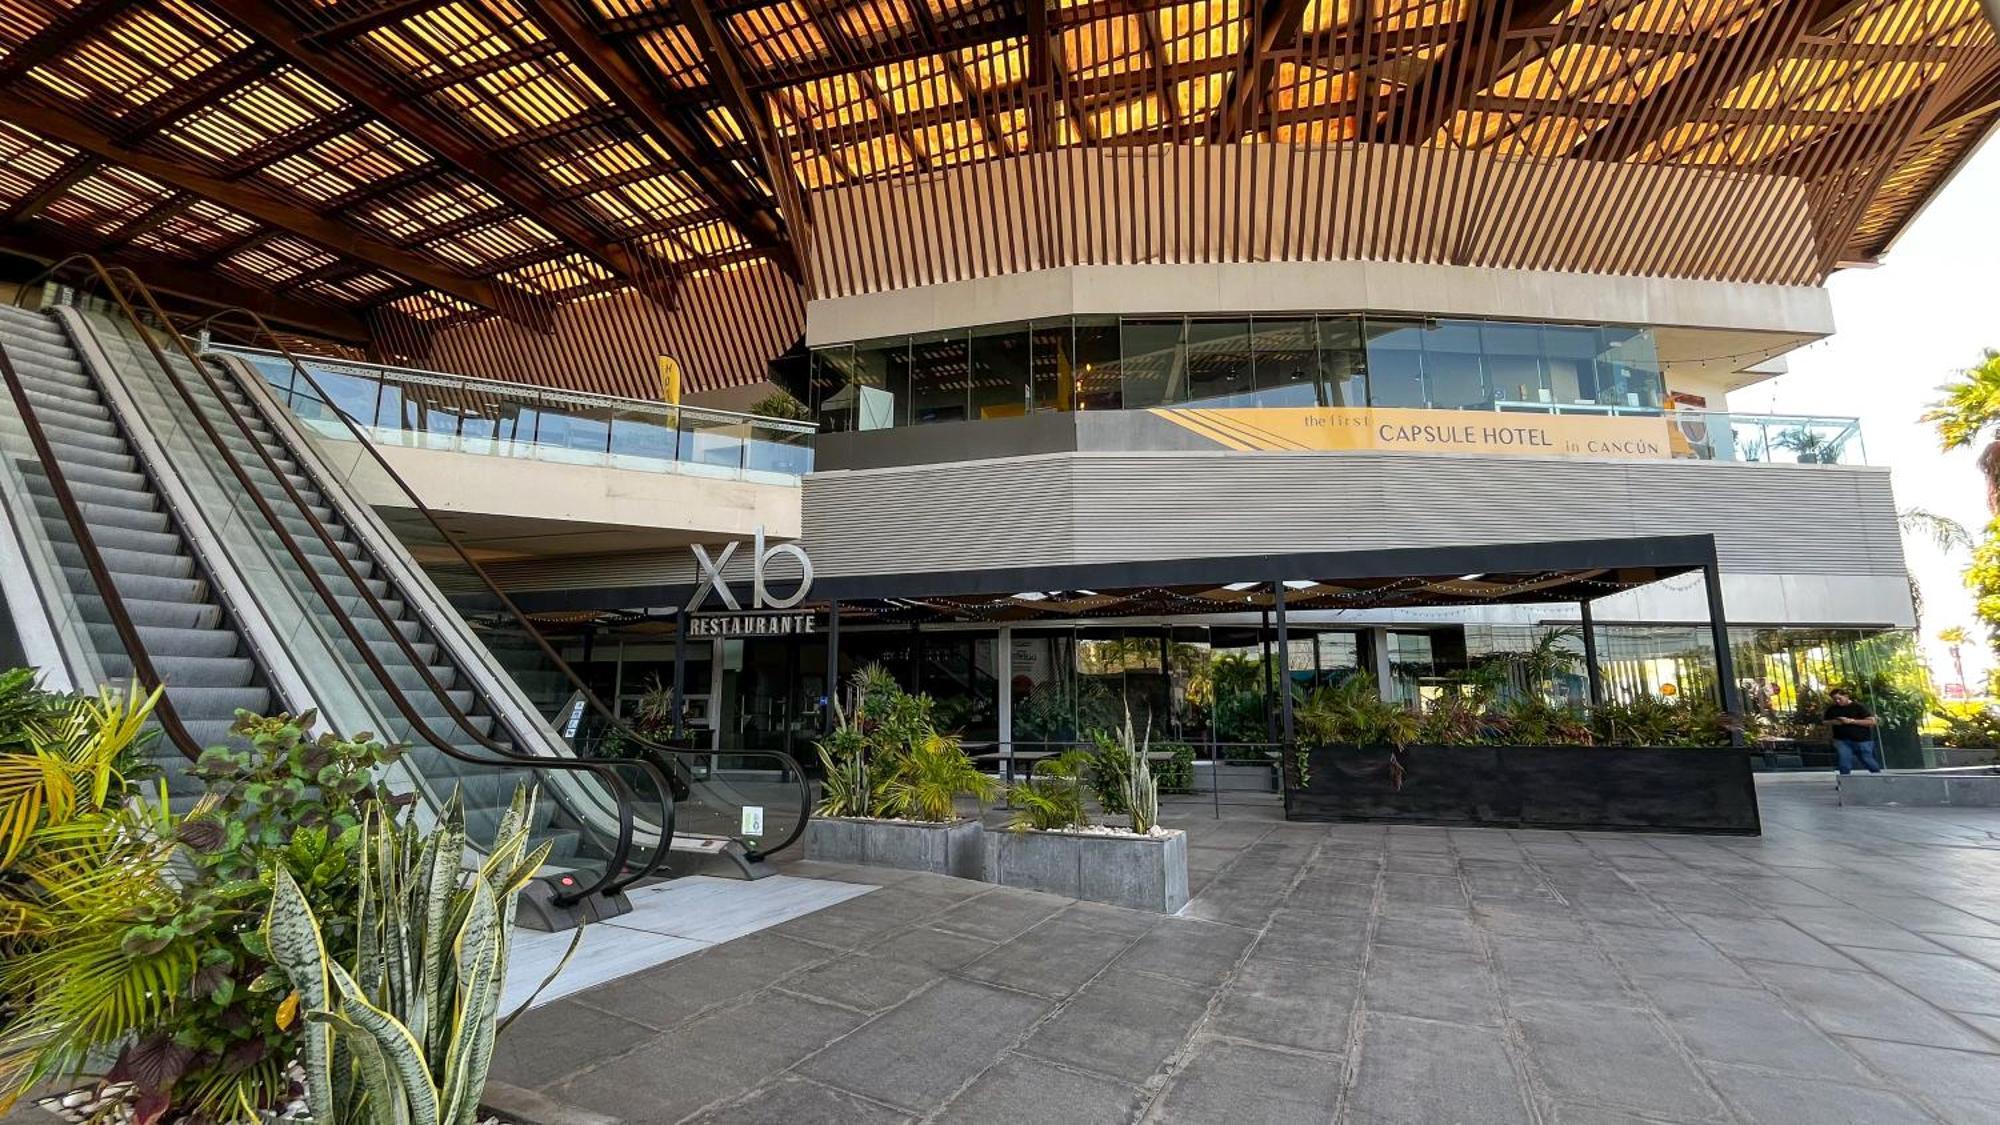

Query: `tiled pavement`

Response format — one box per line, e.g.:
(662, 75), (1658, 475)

(492, 779), (2000, 1124)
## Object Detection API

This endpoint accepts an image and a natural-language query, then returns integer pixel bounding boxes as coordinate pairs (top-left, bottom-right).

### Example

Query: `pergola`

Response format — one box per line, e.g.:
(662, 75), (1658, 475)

(0, 0), (1994, 388)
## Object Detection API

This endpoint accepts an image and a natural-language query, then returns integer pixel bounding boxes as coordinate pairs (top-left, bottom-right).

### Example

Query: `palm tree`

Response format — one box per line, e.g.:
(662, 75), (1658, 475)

(1922, 348), (2000, 513)
(1938, 626), (1971, 697)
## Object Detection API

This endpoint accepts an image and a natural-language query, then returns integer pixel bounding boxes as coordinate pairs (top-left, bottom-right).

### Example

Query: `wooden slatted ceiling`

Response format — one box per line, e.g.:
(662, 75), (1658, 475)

(0, 0), (1993, 385)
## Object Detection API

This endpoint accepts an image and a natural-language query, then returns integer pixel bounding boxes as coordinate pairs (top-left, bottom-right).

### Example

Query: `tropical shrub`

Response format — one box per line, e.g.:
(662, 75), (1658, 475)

(1007, 750), (1094, 832)
(1084, 728), (1130, 814)
(1153, 741), (1196, 794)
(1111, 712), (1159, 835)
(1590, 695), (1733, 748)
(1935, 702), (2000, 749)
(1295, 675), (1420, 751)
(1486, 697), (1595, 746)
(814, 666), (993, 821)
(264, 789), (552, 1125)
(1416, 689), (1491, 747)
(0, 710), (404, 1123)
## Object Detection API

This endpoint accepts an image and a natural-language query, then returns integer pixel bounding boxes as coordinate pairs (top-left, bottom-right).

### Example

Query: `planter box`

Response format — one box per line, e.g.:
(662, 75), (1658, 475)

(1285, 744), (1760, 835)
(982, 828), (1189, 913)
(1192, 761), (1278, 793)
(804, 816), (984, 879)
(1840, 771), (2000, 807)
(1927, 747), (2000, 769)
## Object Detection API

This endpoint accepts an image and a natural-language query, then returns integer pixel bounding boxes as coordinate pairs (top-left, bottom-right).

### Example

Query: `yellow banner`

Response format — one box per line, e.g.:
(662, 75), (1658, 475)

(1152, 406), (1675, 460)
(657, 355), (683, 406)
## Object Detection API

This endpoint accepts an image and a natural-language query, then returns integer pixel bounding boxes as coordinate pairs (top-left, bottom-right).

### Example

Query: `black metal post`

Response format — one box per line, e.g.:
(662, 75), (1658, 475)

(1579, 599), (1603, 707)
(671, 608), (688, 737)
(1274, 583), (1293, 746)
(824, 599), (841, 734)
(1260, 608), (1275, 742)
(1703, 562), (1743, 744)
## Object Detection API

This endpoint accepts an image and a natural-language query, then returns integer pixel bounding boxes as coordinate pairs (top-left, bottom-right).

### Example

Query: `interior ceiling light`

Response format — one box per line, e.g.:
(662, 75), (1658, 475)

(1222, 582), (1257, 591)
(1458, 573), (1487, 581)
(1012, 592), (1047, 601)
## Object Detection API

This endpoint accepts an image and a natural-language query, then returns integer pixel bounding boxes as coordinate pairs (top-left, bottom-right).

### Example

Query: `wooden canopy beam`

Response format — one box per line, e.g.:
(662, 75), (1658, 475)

(1370, 0), (1569, 145)
(0, 90), (552, 330)
(0, 154), (99, 224)
(518, 0), (799, 279)
(1204, 0), (1309, 143)
(200, 0), (658, 303)
(1570, 0), (1819, 163)
(0, 0), (122, 85)
(0, 224), (370, 342)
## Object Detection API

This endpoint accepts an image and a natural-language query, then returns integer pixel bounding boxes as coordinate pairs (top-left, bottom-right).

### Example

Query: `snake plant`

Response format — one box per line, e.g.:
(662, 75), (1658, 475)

(263, 788), (553, 1125)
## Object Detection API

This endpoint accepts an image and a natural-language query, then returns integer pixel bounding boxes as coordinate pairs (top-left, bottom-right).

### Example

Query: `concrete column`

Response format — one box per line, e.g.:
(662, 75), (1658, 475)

(1368, 627), (1394, 700)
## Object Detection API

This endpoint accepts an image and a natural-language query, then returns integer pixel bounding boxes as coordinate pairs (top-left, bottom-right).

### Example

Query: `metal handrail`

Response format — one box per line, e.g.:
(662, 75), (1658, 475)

(16, 257), (663, 904)
(0, 342), (204, 760)
(207, 342), (818, 434)
(188, 309), (815, 863)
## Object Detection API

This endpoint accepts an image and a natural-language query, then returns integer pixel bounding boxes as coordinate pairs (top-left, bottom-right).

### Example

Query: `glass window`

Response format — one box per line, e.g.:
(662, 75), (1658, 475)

(1542, 325), (1600, 406)
(1072, 317), (1121, 411)
(908, 330), (969, 425)
(1185, 320), (1254, 407)
(1421, 320), (1489, 410)
(808, 346), (855, 432)
(1364, 318), (1427, 407)
(1599, 326), (1663, 409)
(1119, 318), (1185, 408)
(969, 322), (1032, 420)
(1482, 323), (1547, 406)
(1316, 316), (1368, 406)
(1250, 319), (1319, 407)
(843, 337), (907, 429)
(1029, 319), (1072, 412)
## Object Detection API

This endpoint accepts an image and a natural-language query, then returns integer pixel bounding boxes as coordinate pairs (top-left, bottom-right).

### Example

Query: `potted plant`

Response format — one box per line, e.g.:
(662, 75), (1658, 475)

(804, 666), (996, 878)
(982, 711), (1189, 913)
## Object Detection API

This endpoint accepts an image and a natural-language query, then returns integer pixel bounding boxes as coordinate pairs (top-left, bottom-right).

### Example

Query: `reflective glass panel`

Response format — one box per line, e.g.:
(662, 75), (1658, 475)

(1316, 317), (1368, 406)
(1073, 317), (1121, 411)
(969, 322), (1032, 420)
(1185, 320), (1254, 407)
(1482, 323), (1547, 406)
(1364, 318), (1427, 407)
(1250, 319), (1319, 407)
(1119, 319), (1185, 409)
(1421, 320), (1489, 410)
(1029, 319), (1072, 412)
(909, 330), (969, 425)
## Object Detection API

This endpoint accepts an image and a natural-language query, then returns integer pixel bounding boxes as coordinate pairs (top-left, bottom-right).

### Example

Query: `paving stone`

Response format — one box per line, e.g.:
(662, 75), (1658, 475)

(686, 1076), (912, 1124)
(1844, 946), (2000, 1015)
(1383, 852), (1458, 875)
(1253, 907), (1370, 969)
(796, 979), (1053, 1113)
(1509, 999), (1722, 1120)
(1701, 1064), (1939, 1125)
(1594, 924), (1756, 987)
(553, 991), (865, 1121)
(1208, 956), (1357, 1054)
(1346, 1012), (1531, 1125)
(1640, 978), (1871, 1081)
(1147, 1037), (1345, 1124)
(1362, 942), (1501, 1026)
(1287, 872), (1379, 916)
(567, 932), (833, 1030)
(1767, 904), (1951, 953)
(490, 999), (660, 1090)
(1489, 935), (1634, 1005)
(929, 889), (1070, 942)
(1836, 1037), (2000, 1108)
(1114, 918), (1258, 987)
(1471, 901), (1591, 942)
(1016, 968), (1214, 1082)
(779, 951), (944, 1013)
(1379, 873), (1470, 917)
(864, 924), (1000, 970)
(1924, 931), (2000, 970)
(936, 1054), (1147, 1125)
(1676, 912), (1858, 969)
(1373, 913), (1482, 953)
(1739, 959), (1996, 1050)
(957, 916), (1145, 999)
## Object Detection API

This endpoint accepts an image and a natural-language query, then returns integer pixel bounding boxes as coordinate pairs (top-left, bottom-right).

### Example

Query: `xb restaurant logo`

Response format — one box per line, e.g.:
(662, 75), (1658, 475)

(686, 526), (814, 611)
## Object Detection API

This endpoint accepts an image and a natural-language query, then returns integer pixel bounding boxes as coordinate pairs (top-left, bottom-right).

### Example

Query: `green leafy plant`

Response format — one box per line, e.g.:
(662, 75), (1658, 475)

(1084, 728), (1129, 814)
(1295, 674), (1421, 790)
(1, 710), (405, 1123)
(1590, 695), (1733, 747)
(1113, 710), (1159, 835)
(263, 789), (553, 1125)
(1152, 741), (1196, 794)
(1934, 702), (2000, 750)
(1006, 750), (1094, 832)
(1416, 690), (1492, 747)
(877, 732), (999, 822)
(1486, 696), (1595, 746)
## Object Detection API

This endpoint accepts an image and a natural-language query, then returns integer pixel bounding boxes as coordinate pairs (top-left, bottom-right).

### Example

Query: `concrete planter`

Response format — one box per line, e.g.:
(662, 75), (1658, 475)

(1192, 761), (1278, 793)
(1839, 771), (2000, 807)
(1287, 744), (1761, 835)
(981, 828), (1189, 913)
(803, 816), (983, 878)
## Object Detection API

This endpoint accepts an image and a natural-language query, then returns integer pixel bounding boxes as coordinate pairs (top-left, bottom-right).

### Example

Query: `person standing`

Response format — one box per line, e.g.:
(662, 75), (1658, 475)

(1822, 688), (1883, 775)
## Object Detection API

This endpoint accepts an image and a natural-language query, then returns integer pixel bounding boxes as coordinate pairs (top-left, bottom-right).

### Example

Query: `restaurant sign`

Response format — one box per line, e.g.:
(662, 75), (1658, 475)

(1151, 406), (1674, 459)
(686, 526), (817, 638)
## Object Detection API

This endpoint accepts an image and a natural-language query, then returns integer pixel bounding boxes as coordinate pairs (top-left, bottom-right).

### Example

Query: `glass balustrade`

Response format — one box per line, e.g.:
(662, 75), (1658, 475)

(211, 346), (816, 483)
(1491, 400), (1866, 465)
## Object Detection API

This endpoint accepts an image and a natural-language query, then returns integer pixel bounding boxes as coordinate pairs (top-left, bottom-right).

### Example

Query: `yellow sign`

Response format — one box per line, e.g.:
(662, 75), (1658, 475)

(1151, 406), (1675, 460)
(657, 355), (683, 406)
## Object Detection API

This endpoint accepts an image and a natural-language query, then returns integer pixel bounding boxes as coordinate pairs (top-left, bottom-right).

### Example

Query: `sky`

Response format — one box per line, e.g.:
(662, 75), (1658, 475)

(1740, 131), (2000, 694)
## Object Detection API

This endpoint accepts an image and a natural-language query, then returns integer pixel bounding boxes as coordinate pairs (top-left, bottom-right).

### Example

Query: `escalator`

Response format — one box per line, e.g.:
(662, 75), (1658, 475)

(0, 258), (688, 929)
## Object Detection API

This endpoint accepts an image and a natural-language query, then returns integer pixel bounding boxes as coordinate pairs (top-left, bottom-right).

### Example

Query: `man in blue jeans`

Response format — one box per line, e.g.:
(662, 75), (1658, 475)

(1823, 688), (1883, 774)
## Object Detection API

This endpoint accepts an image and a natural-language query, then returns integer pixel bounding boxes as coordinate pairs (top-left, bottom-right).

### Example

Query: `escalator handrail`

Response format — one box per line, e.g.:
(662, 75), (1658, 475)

(189, 308), (814, 863)
(0, 341), (204, 761)
(17, 257), (660, 903)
